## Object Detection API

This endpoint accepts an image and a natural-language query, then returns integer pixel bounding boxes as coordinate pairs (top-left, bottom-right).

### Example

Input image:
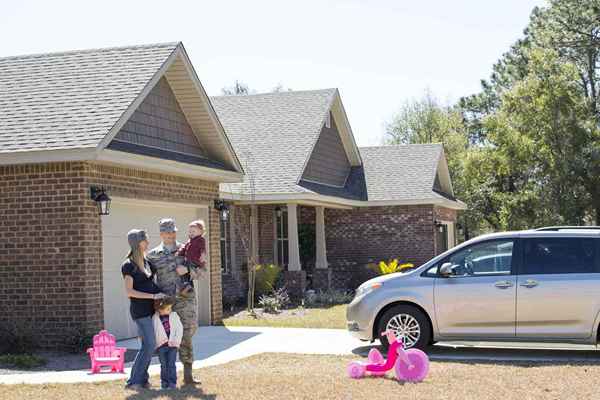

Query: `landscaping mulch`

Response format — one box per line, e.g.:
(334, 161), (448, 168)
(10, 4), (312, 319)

(2, 353), (600, 399)
(222, 304), (347, 329)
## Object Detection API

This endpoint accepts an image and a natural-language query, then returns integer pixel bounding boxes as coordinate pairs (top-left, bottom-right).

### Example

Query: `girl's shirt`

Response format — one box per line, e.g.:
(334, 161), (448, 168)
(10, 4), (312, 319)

(121, 258), (160, 320)
(160, 314), (171, 337)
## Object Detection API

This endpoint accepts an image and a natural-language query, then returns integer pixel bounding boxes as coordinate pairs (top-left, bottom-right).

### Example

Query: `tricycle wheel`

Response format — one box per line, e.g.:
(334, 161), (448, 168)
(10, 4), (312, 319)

(347, 362), (366, 379)
(394, 349), (429, 382)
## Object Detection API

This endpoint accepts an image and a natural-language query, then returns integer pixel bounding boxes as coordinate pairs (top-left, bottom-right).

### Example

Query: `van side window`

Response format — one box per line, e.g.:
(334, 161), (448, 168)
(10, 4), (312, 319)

(446, 240), (514, 276)
(522, 238), (597, 275)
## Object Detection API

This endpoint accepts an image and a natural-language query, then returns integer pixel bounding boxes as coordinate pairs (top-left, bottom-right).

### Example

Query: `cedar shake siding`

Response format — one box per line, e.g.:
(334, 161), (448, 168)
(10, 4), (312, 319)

(108, 77), (229, 170)
(301, 113), (351, 187)
(0, 161), (223, 349)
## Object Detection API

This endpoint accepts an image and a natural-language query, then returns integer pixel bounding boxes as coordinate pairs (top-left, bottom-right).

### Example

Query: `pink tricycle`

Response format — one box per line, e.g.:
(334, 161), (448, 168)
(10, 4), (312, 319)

(347, 330), (429, 382)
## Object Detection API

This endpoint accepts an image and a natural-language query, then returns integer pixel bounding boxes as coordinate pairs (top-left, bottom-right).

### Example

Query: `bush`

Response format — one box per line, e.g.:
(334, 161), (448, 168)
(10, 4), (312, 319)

(63, 326), (93, 354)
(254, 264), (282, 296)
(258, 287), (290, 313)
(0, 354), (46, 369)
(304, 289), (354, 307)
(0, 318), (39, 355)
(368, 259), (414, 275)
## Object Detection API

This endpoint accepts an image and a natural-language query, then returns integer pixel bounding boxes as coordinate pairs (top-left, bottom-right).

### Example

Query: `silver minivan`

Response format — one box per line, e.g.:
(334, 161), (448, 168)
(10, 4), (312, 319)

(346, 227), (600, 350)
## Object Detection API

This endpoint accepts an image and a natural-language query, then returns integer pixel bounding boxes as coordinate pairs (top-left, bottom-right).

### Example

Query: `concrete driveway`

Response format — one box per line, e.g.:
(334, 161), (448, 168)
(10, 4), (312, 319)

(1, 326), (599, 385)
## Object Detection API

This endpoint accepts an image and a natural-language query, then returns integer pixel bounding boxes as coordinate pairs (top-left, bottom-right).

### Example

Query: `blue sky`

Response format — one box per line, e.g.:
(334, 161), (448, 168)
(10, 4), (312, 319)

(2, 0), (545, 146)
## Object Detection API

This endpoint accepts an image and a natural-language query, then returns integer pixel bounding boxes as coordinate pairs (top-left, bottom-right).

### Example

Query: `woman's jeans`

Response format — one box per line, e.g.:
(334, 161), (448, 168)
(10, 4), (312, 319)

(157, 346), (178, 388)
(128, 316), (156, 386)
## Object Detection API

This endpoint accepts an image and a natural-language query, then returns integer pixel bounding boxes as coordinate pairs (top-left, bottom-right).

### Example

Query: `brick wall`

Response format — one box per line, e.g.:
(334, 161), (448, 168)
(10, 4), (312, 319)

(326, 205), (436, 268)
(0, 161), (223, 349)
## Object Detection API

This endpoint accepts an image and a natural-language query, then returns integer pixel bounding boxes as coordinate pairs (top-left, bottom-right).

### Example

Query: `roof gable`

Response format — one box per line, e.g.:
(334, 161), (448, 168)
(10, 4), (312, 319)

(0, 42), (243, 174)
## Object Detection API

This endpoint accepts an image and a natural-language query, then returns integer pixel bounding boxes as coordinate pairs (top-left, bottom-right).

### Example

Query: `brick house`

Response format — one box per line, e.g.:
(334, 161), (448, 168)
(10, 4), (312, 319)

(210, 90), (466, 304)
(0, 43), (244, 346)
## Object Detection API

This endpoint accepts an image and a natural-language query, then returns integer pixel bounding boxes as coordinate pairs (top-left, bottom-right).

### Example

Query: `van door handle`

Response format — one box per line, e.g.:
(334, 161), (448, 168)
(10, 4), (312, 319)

(494, 281), (513, 289)
(520, 279), (538, 288)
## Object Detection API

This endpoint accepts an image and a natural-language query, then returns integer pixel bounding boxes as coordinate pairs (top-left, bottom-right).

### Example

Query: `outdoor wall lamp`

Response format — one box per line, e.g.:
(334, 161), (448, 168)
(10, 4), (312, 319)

(214, 199), (230, 221)
(275, 206), (283, 218)
(90, 186), (111, 216)
(434, 220), (445, 233)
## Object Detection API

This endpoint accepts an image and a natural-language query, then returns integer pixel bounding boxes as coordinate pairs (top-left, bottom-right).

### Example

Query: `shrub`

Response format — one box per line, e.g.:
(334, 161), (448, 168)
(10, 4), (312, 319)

(254, 264), (282, 296)
(63, 326), (93, 354)
(304, 289), (354, 307)
(0, 318), (39, 355)
(368, 259), (414, 275)
(0, 354), (46, 369)
(259, 287), (290, 313)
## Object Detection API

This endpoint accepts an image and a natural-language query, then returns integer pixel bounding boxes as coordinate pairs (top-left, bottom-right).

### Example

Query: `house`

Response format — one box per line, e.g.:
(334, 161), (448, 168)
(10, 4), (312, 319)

(210, 89), (466, 303)
(0, 42), (244, 346)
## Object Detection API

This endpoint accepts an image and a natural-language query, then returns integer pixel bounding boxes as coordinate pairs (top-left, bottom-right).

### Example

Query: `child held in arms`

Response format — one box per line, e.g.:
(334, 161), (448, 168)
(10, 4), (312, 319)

(176, 220), (207, 297)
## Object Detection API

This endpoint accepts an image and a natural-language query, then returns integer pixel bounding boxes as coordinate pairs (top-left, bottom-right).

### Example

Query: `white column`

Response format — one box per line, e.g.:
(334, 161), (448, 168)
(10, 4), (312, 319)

(250, 205), (259, 264)
(315, 206), (328, 269)
(286, 203), (301, 271)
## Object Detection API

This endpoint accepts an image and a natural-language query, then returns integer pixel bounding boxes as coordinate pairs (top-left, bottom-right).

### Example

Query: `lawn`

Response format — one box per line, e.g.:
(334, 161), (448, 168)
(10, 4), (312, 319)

(1, 353), (598, 399)
(222, 304), (347, 329)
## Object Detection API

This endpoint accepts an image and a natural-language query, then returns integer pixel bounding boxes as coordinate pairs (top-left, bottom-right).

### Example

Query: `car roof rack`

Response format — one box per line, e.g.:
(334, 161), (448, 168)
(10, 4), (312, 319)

(535, 226), (600, 231)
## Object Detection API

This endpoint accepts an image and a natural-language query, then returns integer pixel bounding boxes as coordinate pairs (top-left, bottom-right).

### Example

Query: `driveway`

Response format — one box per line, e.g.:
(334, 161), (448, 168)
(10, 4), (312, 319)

(1, 326), (599, 385)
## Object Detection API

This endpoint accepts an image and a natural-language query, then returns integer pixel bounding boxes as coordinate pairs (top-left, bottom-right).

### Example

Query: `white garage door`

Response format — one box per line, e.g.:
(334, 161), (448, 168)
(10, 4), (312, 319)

(102, 198), (211, 340)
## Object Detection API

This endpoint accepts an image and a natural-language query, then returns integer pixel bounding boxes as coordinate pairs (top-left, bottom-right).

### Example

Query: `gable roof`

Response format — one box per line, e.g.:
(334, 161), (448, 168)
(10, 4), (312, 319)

(212, 89), (352, 194)
(0, 42), (243, 180)
(359, 144), (457, 203)
(213, 88), (465, 209)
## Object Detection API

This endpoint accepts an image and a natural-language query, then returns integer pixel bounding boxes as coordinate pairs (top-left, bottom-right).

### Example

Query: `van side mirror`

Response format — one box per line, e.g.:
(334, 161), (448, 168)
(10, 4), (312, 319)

(439, 262), (455, 277)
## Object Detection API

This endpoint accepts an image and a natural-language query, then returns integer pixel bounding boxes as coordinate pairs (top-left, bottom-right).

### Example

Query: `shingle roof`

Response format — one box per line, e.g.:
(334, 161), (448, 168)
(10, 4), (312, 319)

(359, 144), (445, 202)
(0, 42), (178, 153)
(211, 89), (336, 195)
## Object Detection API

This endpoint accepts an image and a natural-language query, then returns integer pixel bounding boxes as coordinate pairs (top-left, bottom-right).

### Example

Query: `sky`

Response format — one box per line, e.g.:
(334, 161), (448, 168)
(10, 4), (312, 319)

(2, 0), (545, 146)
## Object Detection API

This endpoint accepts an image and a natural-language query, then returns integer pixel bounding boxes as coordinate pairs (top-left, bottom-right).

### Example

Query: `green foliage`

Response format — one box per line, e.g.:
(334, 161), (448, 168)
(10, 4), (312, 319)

(0, 318), (39, 355)
(367, 259), (415, 275)
(258, 287), (290, 313)
(63, 326), (94, 354)
(0, 354), (46, 369)
(254, 264), (282, 296)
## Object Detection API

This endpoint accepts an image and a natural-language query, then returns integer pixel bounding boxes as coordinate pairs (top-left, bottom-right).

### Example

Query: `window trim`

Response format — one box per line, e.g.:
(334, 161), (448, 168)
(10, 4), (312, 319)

(424, 238), (520, 279)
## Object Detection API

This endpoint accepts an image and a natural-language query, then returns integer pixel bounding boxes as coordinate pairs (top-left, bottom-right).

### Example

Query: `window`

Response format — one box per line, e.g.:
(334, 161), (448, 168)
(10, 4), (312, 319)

(522, 238), (597, 275)
(275, 209), (288, 267)
(220, 218), (231, 274)
(446, 239), (514, 276)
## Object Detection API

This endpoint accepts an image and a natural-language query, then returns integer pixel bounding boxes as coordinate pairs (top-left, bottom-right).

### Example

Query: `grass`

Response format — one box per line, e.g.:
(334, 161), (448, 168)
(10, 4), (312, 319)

(222, 304), (347, 329)
(0, 354), (46, 369)
(2, 353), (599, 399)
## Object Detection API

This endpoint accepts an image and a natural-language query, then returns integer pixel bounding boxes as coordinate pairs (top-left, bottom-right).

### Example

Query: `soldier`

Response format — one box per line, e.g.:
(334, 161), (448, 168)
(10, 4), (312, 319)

(147, 218), (202, 385)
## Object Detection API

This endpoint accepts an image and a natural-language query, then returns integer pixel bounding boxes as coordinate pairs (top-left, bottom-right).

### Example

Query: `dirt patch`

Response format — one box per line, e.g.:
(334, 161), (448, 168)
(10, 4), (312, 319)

(223, 305), (347, 329)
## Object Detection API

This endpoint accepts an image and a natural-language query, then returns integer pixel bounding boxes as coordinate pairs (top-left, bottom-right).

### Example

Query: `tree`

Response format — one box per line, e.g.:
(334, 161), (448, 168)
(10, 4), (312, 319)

(221, 80), (251, 95)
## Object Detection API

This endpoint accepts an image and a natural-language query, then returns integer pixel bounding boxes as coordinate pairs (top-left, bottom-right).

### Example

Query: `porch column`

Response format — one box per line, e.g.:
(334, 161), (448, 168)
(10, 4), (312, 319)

(286, 203), (301, 271)
(250, 205), (259, 264)
(315, 206), (328, 269)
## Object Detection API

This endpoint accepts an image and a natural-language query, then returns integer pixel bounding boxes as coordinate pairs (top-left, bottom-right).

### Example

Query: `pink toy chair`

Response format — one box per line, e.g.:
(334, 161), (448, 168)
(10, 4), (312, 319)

(86, 330), (126, 374)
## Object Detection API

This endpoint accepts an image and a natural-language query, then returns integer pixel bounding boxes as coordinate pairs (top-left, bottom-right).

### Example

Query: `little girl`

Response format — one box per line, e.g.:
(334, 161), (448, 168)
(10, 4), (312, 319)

(176, 220), (207, 297)
(153, 297), (183, 390)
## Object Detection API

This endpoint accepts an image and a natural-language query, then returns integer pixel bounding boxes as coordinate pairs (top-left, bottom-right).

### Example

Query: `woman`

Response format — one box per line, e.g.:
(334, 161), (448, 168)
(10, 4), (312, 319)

(122, 228), (166, 390)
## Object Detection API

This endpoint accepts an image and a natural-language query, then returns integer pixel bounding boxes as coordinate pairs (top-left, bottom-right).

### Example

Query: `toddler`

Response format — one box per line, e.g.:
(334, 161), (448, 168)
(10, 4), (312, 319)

(176, 220), (207, 297)
(153, 297), (183, 390)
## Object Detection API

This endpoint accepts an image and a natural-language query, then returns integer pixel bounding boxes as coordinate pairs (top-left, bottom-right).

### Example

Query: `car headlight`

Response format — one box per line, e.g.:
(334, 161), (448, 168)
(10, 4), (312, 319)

(355, 282), (383, 298)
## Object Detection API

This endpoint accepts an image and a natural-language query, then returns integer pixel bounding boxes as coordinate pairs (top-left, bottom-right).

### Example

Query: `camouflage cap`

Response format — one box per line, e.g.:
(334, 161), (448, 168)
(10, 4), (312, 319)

(159, 218), (177, 233)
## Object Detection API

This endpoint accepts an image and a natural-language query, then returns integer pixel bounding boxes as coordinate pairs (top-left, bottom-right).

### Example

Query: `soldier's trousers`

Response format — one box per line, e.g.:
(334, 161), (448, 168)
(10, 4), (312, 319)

(172, 297), (197, 365)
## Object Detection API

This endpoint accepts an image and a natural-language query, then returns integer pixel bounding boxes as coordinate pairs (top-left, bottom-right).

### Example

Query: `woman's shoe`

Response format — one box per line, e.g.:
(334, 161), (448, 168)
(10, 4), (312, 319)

(125, 384), (144, 391)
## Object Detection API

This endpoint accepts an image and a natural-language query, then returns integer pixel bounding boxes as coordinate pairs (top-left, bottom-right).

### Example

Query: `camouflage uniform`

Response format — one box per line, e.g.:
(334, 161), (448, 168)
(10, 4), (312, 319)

(146, 223), (198, 368)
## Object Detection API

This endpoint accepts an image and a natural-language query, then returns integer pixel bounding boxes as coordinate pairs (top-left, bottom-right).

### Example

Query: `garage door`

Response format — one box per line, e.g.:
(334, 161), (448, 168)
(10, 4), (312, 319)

(102, 198), (211, 340)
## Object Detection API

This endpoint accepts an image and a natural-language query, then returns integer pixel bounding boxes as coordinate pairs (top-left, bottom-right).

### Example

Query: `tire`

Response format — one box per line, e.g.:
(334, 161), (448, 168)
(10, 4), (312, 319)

(394, 348), (430, 382)
(377, 304), (431, 351)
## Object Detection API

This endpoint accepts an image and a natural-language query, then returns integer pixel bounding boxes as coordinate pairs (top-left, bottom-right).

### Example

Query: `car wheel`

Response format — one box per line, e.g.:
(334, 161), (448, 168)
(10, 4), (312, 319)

(378, 304), (431, 351)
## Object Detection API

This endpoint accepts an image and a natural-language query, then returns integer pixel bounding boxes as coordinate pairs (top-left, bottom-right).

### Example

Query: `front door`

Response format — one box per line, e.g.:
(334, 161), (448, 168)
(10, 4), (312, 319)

(516, 237), (600, 339)
(434, 239), (517, 338)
